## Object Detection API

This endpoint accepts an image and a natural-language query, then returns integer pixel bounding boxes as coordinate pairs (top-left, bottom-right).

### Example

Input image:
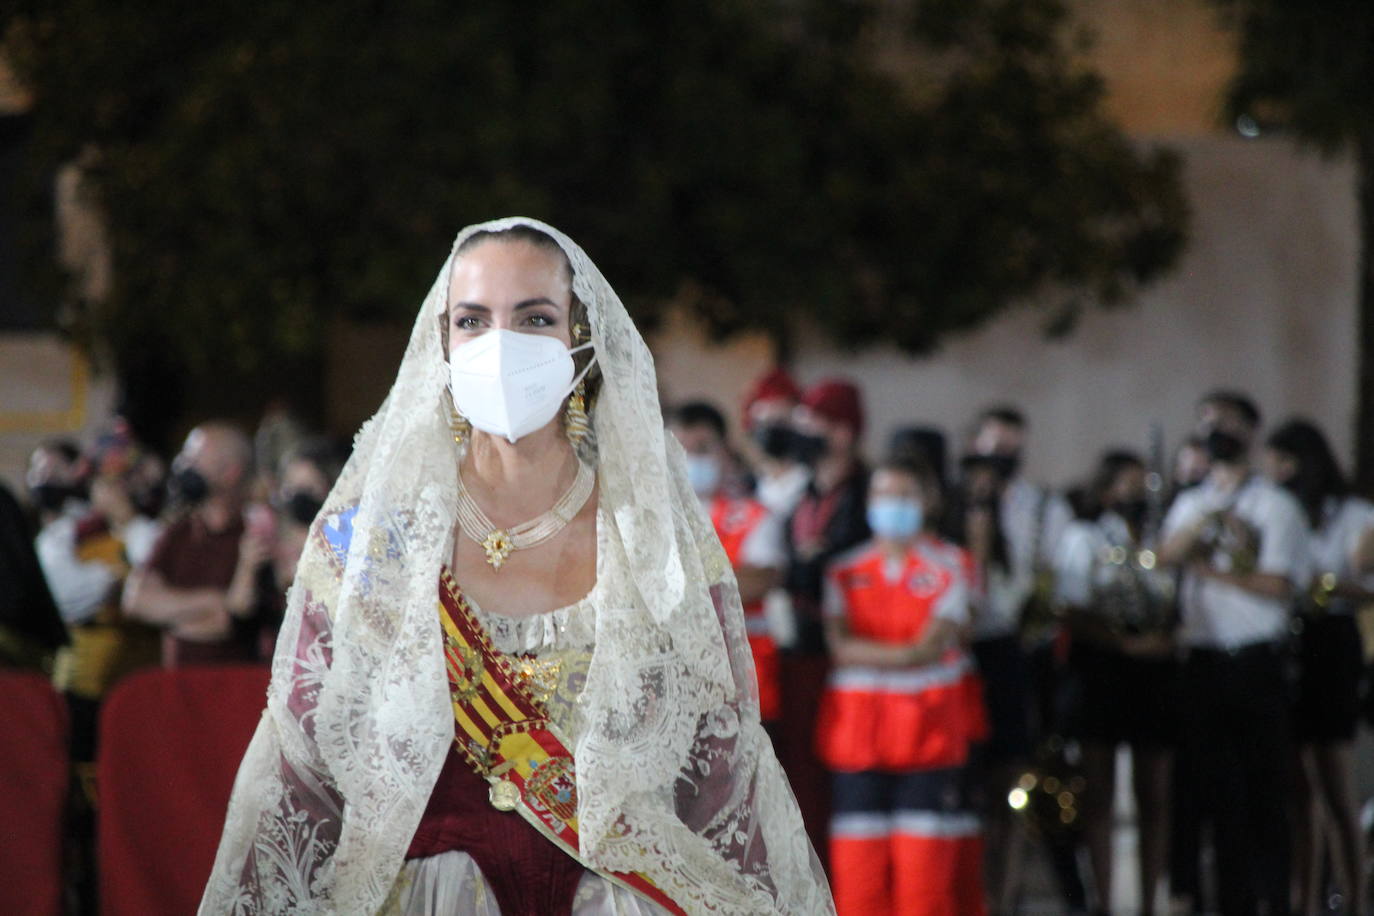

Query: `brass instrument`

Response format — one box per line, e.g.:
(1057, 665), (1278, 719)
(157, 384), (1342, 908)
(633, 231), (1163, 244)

(1090, 423), (1175, 635)
(1195, 508), (1261, 575)
(1093, 541), (1175, 635)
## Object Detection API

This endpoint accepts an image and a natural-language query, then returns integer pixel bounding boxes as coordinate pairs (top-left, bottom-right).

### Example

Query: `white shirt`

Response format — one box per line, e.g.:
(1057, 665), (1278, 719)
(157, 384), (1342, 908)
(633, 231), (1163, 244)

(739, 508), (786, 570)
(754, 464), (811, 519)
(973, 477), (1072, 639)
(1309, 496), (1374, 610)
(1054, 516), (1119, 610)
(1162, 473), (1308, 649)
(35, 511), (164, 625)
(36, 513), (113, 625)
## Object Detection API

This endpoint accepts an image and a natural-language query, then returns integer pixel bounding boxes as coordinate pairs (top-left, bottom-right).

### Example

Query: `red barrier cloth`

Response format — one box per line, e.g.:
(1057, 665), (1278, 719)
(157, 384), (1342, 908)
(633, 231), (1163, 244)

(97, 665), (269, 916)
(0, 671), (68, 916)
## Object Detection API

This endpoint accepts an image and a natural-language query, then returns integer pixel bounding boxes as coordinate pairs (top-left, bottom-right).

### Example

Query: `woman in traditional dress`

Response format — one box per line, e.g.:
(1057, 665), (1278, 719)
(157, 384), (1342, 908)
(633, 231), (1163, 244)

(200, 218), (833, 915)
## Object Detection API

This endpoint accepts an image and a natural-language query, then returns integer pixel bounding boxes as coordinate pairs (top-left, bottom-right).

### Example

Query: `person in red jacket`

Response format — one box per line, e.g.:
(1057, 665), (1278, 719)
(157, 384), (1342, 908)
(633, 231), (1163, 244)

(818, 456), (987, 916)
(669, 400), (786, 726)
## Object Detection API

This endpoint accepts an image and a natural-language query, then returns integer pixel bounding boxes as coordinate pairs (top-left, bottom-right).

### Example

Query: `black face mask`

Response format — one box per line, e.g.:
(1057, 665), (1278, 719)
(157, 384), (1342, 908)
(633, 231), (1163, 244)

(1111, 498), (1149, 528)
(130, 483), (165, 519)
(790, 432), (828, 467)
(171, 467), (211, 506)
(984, 453), (1021, 482)
(1205, 429), (1247, 464)
(753, 422), (797, 461)
(284, 491), (324, 527)
(30, 483), (75, 513)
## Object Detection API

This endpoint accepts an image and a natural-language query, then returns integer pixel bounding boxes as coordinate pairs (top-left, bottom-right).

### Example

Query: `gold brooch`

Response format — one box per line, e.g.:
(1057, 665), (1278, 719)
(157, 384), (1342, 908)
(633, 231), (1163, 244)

(481, 529), (514, 569)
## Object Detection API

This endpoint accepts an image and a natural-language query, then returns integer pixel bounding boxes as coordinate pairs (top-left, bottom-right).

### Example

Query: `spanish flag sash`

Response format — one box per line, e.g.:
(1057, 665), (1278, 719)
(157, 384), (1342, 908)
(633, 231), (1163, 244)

(437, 570), (686, 915)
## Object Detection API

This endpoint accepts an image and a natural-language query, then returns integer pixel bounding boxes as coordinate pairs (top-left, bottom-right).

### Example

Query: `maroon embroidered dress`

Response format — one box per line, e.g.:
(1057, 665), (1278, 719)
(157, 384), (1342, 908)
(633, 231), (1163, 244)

(393, 573), (673, 916)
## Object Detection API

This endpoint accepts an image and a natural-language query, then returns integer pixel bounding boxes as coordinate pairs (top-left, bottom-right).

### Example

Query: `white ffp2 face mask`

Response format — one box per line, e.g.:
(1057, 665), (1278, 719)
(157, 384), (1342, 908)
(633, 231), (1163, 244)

(449, 329), (595, 443)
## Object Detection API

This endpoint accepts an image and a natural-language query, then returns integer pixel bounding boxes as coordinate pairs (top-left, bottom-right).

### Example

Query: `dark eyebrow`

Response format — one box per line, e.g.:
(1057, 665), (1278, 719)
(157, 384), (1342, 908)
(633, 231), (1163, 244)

(451, 297), (562, 313)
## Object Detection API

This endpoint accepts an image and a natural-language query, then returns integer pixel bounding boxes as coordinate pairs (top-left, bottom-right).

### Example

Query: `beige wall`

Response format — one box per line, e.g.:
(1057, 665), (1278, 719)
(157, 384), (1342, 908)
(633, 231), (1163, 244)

(1075, 0), (1237, 136)
(0, 334), (117, 495)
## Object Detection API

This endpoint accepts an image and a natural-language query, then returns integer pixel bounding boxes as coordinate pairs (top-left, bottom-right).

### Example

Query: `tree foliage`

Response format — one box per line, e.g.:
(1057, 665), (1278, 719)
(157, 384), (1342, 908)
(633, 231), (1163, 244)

(4, 0), (1187, 422)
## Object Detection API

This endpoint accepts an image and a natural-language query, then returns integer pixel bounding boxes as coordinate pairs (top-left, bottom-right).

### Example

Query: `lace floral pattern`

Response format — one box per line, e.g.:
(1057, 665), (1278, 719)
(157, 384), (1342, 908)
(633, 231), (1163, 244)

(199, 218), (834, 915)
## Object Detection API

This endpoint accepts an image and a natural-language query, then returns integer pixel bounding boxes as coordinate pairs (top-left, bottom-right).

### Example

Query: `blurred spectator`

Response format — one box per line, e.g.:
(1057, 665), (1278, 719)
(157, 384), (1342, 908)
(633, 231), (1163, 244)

(669, 400), (786, 728)
(236, 437), (346, 658)
(1054, 449), (1178, 915)
(1159, 391), (1307, 915)
(741, 367), (811, 519)
(779, 377), (871, 866)
(0, 481), (68, 671)
(252, 397), (309, 501)
(1264, 418), (1371, 916)
(888, 425), (953, 536)
(818, 456), (985, 915)
(123, 422), (258, 666)
(958, 405), (1075, 914)
(26, 438), (86, 528)
(43, 424), (165, 761)
(1171, 434), (1211, 498)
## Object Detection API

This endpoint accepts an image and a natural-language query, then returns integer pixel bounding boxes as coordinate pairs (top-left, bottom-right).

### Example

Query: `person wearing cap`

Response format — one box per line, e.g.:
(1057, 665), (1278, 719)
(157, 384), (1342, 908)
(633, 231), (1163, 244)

(779, 377), (872, 865)
(741, 367), (811, 520)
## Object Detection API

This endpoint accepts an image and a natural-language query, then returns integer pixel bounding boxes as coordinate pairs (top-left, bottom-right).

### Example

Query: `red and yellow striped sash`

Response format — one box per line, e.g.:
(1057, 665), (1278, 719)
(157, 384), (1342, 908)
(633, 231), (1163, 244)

(437, 570), (685, 915)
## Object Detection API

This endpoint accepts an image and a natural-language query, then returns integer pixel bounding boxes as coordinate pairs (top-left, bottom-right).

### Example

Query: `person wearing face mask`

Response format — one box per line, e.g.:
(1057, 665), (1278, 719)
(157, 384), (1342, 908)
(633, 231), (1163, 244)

(957, 406), (1072, 915)
(1262, 419), (1372, 916)
(26, 438), (87, 529)
(200, 219), (833, 916)
(817, 457), (986, 916)
(123, 421), (259, 667)
(1157, 390), (1308, 916)
(1053, 450), (1178, 916)
(669, 401), (787, 730)
(740, 368), (811, 519)
(223, 437), (345, 661)
(776, 378), (871, 865)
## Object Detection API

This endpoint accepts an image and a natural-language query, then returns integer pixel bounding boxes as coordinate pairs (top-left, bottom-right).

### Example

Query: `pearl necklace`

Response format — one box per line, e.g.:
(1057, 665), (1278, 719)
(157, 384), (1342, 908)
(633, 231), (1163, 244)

(456, 458), (595, 570)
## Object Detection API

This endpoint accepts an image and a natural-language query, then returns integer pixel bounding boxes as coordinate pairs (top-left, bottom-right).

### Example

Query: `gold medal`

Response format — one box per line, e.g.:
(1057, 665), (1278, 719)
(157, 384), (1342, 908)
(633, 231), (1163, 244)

(489, 777), (521, 811)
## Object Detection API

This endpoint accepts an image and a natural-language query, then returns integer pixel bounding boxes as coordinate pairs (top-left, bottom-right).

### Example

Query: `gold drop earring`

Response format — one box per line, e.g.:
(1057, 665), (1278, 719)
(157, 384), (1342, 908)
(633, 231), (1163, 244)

(565, 320), (592, 447)
(565, 381), (590, 446)
(445, 389), (471, 445)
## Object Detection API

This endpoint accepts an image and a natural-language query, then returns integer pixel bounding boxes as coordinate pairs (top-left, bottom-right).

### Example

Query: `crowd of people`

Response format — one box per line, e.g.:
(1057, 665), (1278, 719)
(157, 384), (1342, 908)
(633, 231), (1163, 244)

(2, 412), (345, 791)
(3, 367), (1372, 915)
(667, 374), (1374, 916)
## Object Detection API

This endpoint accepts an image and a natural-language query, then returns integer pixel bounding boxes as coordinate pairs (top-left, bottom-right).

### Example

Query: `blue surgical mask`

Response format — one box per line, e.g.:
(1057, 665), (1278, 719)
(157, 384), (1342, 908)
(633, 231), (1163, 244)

(684, 454), (723, 496)
(867, 498), (924, 540)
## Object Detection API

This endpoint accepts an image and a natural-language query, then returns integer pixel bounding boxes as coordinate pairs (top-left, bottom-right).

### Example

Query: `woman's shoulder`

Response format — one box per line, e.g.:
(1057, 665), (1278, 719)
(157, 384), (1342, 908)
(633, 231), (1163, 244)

(290, 501), (361, 618)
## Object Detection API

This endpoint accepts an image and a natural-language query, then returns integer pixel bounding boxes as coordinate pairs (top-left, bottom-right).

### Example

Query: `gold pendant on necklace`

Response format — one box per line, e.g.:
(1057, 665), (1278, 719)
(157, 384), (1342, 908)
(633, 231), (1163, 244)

(481, 529), (514, 570)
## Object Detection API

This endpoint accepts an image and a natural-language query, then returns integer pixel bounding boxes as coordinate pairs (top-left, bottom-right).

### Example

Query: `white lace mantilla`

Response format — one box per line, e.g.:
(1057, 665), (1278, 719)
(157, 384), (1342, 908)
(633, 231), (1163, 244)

(199, 218), (834, 916)
(471, 596), (596, 656)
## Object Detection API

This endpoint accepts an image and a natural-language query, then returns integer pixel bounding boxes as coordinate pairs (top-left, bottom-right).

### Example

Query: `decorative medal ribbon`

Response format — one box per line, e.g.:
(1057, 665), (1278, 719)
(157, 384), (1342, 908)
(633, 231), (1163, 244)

(436, 570), (686, 916)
